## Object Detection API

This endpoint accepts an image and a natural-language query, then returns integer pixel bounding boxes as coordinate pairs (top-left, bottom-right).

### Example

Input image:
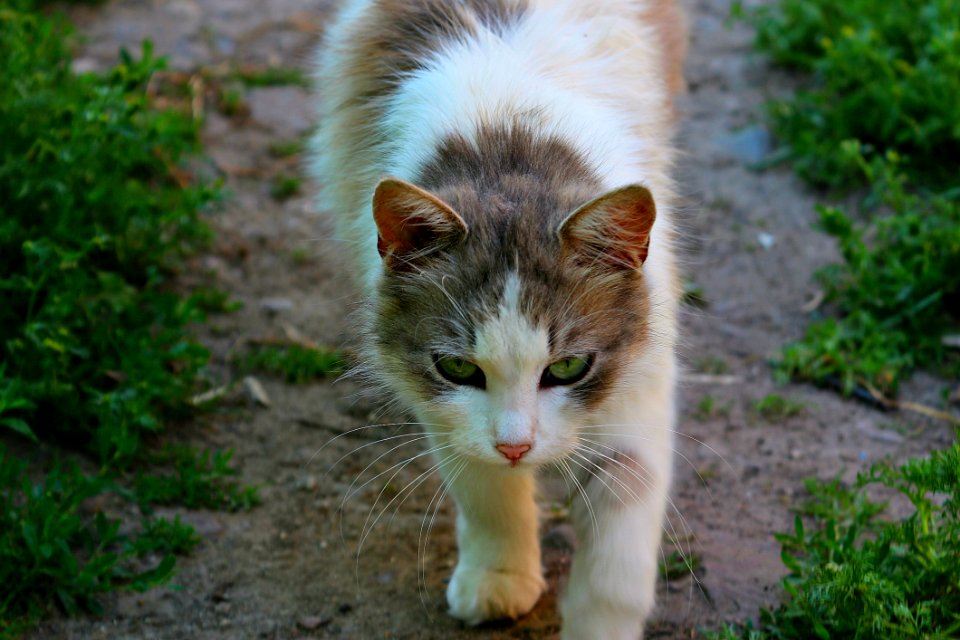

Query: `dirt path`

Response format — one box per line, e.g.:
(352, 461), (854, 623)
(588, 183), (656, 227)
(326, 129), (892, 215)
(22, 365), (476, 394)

(32, 0), (954, 638)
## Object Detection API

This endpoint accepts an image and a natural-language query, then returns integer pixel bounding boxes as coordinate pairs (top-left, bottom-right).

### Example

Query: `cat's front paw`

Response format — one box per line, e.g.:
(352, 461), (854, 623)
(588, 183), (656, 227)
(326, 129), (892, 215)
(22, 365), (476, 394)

(446, 565), (545, 625)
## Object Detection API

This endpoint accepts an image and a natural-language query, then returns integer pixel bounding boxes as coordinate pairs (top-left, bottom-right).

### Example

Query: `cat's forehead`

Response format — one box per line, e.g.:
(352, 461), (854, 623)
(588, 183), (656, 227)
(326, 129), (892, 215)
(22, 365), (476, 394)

(473, 272), (550, 377)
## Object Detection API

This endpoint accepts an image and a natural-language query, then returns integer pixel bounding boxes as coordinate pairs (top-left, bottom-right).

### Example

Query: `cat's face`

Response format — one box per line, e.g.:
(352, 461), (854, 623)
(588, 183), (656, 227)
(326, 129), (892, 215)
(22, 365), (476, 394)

(370, 173), (656, 469)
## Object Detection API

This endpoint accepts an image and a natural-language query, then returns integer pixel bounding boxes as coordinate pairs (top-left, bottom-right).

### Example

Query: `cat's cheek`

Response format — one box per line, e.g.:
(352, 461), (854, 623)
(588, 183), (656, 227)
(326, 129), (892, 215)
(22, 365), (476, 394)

(418, 394), (499, 461)
(528, 393), (584, 463)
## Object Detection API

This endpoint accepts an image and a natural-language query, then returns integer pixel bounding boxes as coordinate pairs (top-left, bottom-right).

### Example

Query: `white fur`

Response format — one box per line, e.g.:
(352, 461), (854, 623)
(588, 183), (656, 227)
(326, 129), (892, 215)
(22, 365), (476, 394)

(311, 2), (680, 638)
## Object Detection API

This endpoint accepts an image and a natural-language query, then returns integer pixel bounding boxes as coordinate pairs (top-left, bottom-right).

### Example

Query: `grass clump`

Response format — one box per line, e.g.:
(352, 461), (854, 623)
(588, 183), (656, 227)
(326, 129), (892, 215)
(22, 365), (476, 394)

(0, 446), (178, 626)
(752, 394), (805, 422)
(270, 174), (302, 201)
(737, 0), (960, 397)
(738, 0), (960, 190)
(232, 66), (309, 88)
(710, 444), (960, 640)
(237, 344), (344, 384)
(775, 160), (960, 396)
(0, 1), (255, 629)
(1, 8), (215, 461)
(135, 447), (259, 511)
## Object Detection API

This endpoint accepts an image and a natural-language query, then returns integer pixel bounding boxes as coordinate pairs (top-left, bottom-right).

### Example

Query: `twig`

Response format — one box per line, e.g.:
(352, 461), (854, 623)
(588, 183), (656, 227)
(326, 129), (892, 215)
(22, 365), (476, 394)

(863, 382), (960, 426)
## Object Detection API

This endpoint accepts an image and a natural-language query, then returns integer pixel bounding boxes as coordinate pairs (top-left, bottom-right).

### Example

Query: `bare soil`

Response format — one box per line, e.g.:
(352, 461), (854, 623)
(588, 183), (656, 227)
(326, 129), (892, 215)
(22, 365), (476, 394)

(29, 0), (955, 638)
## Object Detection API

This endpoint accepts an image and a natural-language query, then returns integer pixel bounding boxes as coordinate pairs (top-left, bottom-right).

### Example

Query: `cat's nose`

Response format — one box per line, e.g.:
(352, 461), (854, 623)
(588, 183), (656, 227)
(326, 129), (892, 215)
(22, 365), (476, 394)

(496, 442), (531, 464)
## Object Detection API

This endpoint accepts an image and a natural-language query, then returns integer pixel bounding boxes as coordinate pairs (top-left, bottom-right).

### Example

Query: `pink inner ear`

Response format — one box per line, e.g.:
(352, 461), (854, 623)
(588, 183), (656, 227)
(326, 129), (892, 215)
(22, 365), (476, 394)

(559, 184), (657, 270)
(372, 178), (467, 261)
(375, 213), (433, 258)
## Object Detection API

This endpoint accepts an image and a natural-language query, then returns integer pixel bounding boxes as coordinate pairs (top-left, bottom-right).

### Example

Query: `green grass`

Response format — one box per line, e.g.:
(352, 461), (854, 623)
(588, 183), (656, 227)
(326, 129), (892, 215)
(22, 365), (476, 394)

(752, 394), (805, 422)
(0, 448), (178, 626)
(232, 66), (309, 88)
(134, 447), (259, 511)
(269, 138), (306, 159)
(694, 394), (732, 421)
(774, 153), (960, 397)
(237, 344), (344, 384)
(718, 1), (960, 638)
(660, 549), (703, 582)
(736, 0), (960, 397)
(736, 0), (960, 190)
(270, 174), (302, 201)
(0, 2), (255, 630)
(710, 444), (960, 640)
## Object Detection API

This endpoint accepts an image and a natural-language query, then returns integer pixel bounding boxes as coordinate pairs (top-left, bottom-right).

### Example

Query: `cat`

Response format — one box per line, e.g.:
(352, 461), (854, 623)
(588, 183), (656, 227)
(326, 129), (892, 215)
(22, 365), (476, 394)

(310, 1), (687, 637)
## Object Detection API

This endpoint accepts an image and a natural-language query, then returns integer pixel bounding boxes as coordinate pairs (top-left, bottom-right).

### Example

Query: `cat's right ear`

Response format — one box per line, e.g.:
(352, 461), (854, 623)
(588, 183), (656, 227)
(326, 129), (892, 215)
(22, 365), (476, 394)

(372, 178), (468, 266)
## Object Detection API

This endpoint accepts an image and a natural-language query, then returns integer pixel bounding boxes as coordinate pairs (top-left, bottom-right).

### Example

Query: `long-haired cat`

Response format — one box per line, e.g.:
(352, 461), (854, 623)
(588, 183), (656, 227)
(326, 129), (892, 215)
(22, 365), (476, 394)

(311, 1), (686, 637)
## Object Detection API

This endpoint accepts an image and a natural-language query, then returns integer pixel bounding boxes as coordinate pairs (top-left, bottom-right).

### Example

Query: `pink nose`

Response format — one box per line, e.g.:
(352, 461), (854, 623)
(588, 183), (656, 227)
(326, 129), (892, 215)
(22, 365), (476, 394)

(496, 443), (532, 465)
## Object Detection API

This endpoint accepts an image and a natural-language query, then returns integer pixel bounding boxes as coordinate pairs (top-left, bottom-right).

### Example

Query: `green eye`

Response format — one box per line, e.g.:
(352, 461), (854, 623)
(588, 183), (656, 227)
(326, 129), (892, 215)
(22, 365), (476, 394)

(435, 355), (485, 388)
(542, 356), (592, 387)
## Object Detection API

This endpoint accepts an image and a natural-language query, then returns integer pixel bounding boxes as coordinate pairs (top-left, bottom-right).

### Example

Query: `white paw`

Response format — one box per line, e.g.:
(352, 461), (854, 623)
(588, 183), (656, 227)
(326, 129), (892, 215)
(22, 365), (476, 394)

(446, 565), (545, 625)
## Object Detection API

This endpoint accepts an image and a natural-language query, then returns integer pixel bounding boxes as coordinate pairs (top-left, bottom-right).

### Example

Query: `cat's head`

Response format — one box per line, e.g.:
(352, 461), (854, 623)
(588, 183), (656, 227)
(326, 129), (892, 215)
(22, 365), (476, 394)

(368, 173), (657, 469)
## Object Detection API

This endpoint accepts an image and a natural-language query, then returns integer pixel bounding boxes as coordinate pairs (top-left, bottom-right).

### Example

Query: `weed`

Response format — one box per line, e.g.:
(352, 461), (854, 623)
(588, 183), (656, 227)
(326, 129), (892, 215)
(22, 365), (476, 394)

(237, 344), (344, 384)
(132, 516), (202, 556)
(191, 287), (243, 314)
(269, 138), (305, 158)
(287, 246), (313, 265)
(682, 278), (708, 308)
(216, 84), (248, 117)
(233, 66), (309, 88)
(0, 447), (176, 627)
(660, 549), (703, 581)
(696, 357), (729, 375)
(135, 447), (259, 512)
(738, 0), (960, 396)
(775, 159), (960, 396)
(270, 174), (302, 200)
(1, 9), (217, 464)
(0, 2), (254, 628)
(738, 0), (960, 190)
(695, 395), (732, 421)
(752, 394), (805, 422)
(710, 444), (960, 639)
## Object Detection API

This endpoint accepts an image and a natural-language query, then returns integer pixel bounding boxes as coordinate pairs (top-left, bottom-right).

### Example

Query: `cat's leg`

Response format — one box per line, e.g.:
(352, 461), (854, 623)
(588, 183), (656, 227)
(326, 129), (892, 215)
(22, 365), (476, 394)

(560, 419), (674, 639)
(441, 459), (545, 625)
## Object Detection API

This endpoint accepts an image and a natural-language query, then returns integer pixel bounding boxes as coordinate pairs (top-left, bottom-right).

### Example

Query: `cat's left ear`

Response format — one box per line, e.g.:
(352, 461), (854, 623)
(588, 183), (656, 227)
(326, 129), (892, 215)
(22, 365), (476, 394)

(372, 178), (468, 265)
(557, 184), (656, 270)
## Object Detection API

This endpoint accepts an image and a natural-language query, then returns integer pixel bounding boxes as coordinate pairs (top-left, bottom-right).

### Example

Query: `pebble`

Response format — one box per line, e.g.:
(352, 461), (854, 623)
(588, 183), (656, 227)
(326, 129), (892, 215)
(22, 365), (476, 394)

(297, 615), (332, 630)
(260, 297), (294, 313)
(757, 232), (776, 250)
(717, 125), (773, 165)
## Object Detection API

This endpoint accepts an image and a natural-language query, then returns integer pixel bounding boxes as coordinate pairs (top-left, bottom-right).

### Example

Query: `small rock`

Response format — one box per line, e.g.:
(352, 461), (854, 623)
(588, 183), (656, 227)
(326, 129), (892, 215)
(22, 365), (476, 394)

(297, 616), (331, 631)
(243, 376), (272, 407)
(717, 125), (773, 165)
(300, 475), (319, 492)
(855, 419), (905, 444)
(376, 571), (395, 584)
(757, 232), (776, 250)
(71, 57), (102, 74)
(260, 297), (294, 314)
